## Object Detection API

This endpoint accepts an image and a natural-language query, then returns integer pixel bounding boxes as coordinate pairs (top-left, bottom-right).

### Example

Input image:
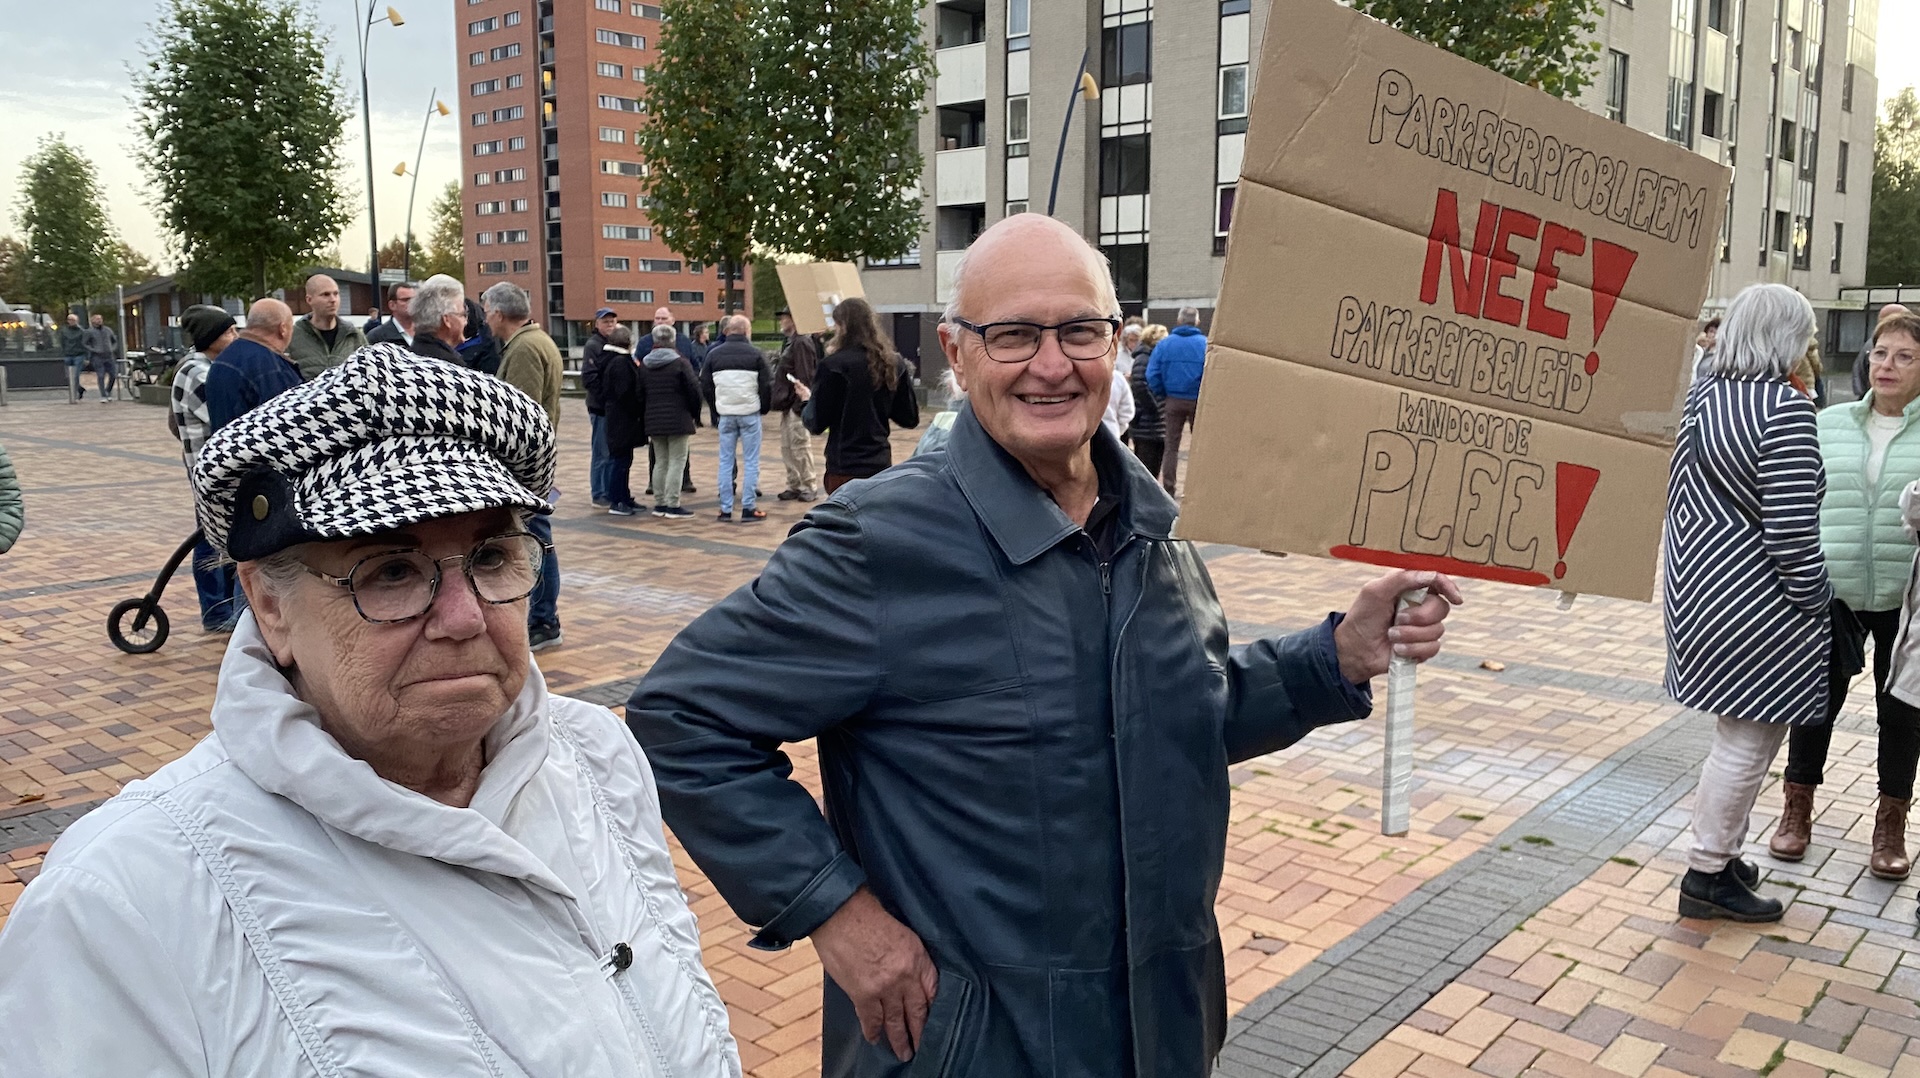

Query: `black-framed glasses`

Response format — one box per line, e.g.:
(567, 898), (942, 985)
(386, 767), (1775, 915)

(950, 317), (1123, 364)
(303, 532), (550, 625)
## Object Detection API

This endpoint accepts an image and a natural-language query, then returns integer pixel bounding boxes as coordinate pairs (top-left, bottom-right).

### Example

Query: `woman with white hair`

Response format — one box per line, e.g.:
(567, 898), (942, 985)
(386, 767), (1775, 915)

(1666, 283), (1832, 923)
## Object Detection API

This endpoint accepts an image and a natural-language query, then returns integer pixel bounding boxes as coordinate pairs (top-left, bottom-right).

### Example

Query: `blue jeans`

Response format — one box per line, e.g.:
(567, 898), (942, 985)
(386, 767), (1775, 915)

(525, 512), (560, 631)
(589, 413), (613, 502)
(65, 356), (87, 395)
(190, 535), (243, 630)
(93, 355), (118, 396)
(716, 414), (762, 513)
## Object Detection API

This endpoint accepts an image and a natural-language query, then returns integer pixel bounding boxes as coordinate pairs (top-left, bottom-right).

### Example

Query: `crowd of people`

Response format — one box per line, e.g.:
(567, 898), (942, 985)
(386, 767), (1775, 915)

(1669, 291), (1920, 923)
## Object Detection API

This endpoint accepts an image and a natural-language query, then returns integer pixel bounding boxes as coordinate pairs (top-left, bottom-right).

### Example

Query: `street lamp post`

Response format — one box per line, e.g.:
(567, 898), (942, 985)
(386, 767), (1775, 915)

(1045, 49), (1101, 217)
(352, 1), (404, 298)
(395, 92), (450, 282)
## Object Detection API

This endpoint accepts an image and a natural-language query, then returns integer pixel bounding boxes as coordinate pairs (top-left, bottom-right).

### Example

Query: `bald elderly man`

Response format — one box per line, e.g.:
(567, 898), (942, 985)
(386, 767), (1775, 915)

(288, 273), (367, 381)
(205, 298), (302, 433)
(626, 214), (1463, 1077)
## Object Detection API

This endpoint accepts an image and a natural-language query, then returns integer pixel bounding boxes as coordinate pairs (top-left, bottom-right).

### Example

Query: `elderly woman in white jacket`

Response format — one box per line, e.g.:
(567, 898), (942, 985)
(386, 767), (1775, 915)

(0, 345), (740, 1077)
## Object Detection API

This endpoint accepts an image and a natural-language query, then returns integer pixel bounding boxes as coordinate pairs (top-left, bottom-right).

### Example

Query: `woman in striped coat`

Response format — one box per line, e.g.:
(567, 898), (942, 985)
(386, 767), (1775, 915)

(1665, 283), (1831, 923)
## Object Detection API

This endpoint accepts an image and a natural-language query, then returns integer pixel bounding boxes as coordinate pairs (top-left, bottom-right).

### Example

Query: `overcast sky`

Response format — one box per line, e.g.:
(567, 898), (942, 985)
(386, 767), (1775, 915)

(2, 0), (1915, 276)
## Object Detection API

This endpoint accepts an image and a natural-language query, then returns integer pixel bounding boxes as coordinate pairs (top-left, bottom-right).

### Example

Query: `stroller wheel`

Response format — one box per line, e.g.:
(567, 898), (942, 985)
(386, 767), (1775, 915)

(108, 598), (170, 655)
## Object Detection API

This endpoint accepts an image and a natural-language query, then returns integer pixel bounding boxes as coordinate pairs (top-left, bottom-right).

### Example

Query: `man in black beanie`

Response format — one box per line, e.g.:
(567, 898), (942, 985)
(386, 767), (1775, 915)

(170, 304), (243, 631)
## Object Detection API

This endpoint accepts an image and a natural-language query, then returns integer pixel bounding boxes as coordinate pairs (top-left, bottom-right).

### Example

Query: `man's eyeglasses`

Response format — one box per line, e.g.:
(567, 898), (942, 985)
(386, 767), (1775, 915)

(1870, 346), (1920, 370)
(303, 532), (550, 624)
(949, 317), (1123, 364)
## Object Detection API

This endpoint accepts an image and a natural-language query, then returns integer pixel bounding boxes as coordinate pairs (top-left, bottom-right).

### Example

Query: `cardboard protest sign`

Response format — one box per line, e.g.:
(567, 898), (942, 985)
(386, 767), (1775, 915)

(1180, 0), (1731, 603)
(775, 262), (865, 336)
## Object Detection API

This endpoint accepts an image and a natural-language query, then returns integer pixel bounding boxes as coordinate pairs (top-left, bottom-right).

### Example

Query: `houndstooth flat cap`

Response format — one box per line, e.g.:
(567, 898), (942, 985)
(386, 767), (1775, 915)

(191, 343), (555, 561)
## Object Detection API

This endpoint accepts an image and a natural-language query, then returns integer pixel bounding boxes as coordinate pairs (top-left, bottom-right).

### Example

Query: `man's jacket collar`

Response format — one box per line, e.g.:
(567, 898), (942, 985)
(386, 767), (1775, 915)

(946, 402), (1177, 566)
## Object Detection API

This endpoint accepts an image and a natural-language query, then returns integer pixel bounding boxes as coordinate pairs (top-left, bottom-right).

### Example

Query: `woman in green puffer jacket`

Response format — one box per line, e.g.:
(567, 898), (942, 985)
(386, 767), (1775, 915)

(0, 441), (21, 554)
(1772, 311), (1920, 881)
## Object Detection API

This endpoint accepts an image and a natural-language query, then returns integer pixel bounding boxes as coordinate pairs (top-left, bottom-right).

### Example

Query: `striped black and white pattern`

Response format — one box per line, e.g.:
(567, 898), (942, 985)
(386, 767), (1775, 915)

(1664, 374), (1832, 726)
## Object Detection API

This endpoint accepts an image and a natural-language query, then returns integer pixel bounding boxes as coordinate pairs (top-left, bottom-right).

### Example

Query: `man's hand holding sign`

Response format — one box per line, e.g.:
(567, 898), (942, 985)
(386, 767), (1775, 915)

(1183, 0), (1730, 833)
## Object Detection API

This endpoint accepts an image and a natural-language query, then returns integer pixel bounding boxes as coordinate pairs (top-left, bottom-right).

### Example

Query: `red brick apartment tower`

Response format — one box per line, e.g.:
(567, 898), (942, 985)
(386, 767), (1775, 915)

(457, 0), (738, 348)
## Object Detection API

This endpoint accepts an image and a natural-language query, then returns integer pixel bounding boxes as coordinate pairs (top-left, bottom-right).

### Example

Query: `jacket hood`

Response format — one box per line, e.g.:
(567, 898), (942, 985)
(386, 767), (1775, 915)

(210, 612), (571, 895)
(643, 347), (682, 368)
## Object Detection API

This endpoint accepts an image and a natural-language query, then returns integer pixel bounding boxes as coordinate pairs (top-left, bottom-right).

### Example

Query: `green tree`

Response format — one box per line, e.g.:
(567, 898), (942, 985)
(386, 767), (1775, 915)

(1352, 0), (1602, 99)
(751, 258), (784, 321)
(416, 181), (465, 280)
(14, 137), (118, 317)
(378, 234), (415, 270)
(1869, 86), (1920, 286)
(133, 0), (353, 300)
(0, 236), (27, 304)
(755, 0), (931, 261)
(639, 0), (761, 311)
(113, 241), (161, 287)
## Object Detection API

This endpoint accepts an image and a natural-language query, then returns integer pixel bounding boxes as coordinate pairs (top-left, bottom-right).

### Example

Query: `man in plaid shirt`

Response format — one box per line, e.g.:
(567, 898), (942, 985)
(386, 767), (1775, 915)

(172, 306), (240, 631)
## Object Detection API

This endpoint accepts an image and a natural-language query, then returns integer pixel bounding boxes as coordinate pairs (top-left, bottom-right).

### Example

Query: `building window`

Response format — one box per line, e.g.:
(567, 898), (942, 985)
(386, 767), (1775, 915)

(1006, 201), (1027, 217)
(510, 198), (528, 212)
(598, 94), (645, 113)
(476, 232), (495, 245)
(1700, 90), (1722, 139)
(1099, 134), (1150, 196)
(1216, 184), (1236, 236)
(471, 112), (489, 127)
(1842, 63), (1855, 111)
(1837, 141), (1849, 192)
(513, 260), (530, 273)
(471, 78), (501, 96)
(1773, 210), (1791, 254)
(602, 224), (652, 240)
(494, 168), (525, 183)
(1219, 65), (1248, 118)
(633, 67), (648, 82)
(669, 291), (704, 305)
(1100, 23), (1152, 87)
(1605, 51), (1629, 123)
(503, 10), (519, 25)
(473, 139), (504, 156)
(1007, 96), (1030, 151)
(596, 28), (646, 49)
(1102, 243), (1147, 306)
(639, 258), (681, 273)
(1665, 77), (1693, 143)
(602, 191), (629, 207)
(473, 171), (492, 185)
(1832, 223), (1844, 272)
(1008, 0), (1030, 36)
(596, 0), (620, 9)
(476, 200), (506, 215)
(467, 17), (497, 34)
(507, 136), (526, 150)
(607, 289), (655, 303)
(469, 51), (485, 66)
(631, 3), (662, 16)
(601, 160), (647, 177)
(605, 256), (630, 271)
(505, 74), (523, 89)
(598, 61), (624, 78)
(489, 43), (520, 61)
(936, 205), (986, 250)
(492, 106), (524, 123)
(478, 260), (507, 274)
(867, 244), (923, 268)
(1778, 120), (1797, 163)
(600, 127), (627, 142)
(500, 229), (529, 244)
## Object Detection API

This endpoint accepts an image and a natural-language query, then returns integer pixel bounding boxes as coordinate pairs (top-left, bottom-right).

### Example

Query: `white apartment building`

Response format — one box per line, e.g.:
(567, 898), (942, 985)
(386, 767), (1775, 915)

(862, 0), (1882, 376)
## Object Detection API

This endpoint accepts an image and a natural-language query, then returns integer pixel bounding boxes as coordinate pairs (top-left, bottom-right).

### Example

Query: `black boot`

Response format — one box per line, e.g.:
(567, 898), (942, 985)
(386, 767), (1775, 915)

(1730, 857), (1758, 888)
(1679, 865), (1782, 923)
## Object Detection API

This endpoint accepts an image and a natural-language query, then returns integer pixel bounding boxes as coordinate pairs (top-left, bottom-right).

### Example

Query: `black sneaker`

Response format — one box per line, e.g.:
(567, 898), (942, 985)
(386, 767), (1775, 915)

(1678, 865), (1782, 923)
(528, 626), (563, 652)
(681, 482), (698, 494)
(664, 506), (694, 519)
(608, 503), (636, 516)
(652, 505), (671, 518)
(592, 497), (611, 508)
(644, 487), (654, 496)
(740, 508), (767, 522)
(777, 489), (802, 501)
(716, 510), (733, 522)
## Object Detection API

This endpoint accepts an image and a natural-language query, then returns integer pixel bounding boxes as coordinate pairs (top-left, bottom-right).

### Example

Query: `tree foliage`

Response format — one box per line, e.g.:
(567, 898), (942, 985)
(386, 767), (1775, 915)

(1353, 0), (1602, 99)
(14, 137), (119, 316)
(133, 0), (353, 300)
(638, 0), (760, 311)
(378, 234), (412, 270)
(1870, 87), (1920, 287)
(0, 236), (29, 305)
(114, 241), (161, 287)
(752, 0), (930, 262)
(415, 181), (465, 280)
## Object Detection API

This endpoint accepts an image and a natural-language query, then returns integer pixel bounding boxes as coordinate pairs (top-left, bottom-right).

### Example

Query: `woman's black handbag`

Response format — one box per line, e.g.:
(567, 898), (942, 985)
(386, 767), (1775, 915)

(1832, 599), (1868, 679)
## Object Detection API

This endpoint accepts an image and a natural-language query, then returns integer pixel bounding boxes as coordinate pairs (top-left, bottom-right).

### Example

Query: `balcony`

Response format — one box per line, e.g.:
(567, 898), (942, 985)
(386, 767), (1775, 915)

(935, 145), (987, 206)
(937, 42), (987, 107)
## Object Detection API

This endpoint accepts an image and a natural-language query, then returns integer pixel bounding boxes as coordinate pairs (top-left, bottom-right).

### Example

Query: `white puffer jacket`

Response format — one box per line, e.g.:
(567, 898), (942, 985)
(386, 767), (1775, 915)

(0, 615), (740, 1078)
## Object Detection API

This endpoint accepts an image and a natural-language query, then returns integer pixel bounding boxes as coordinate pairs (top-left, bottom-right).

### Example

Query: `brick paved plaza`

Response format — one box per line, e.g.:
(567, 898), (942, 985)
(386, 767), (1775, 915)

(3, 391), (1918, 1077)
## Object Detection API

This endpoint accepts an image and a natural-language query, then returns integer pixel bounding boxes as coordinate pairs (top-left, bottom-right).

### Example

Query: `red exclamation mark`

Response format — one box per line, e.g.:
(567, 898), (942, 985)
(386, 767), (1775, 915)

(1586, 239), (1639, 377)
(1554, 463), (1601, 580)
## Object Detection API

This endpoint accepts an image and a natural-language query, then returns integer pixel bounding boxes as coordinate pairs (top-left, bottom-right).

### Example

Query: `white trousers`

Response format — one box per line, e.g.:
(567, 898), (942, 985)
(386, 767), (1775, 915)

(1689, 715), (1789, 873)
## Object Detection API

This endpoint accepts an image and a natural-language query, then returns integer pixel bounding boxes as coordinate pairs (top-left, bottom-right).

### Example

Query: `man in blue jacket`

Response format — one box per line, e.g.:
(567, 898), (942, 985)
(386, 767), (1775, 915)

(205, 299), (302, 434)
(1146, 306), (1210, 497)
(625, 214), (1462, 1078)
